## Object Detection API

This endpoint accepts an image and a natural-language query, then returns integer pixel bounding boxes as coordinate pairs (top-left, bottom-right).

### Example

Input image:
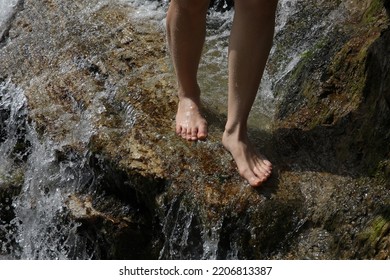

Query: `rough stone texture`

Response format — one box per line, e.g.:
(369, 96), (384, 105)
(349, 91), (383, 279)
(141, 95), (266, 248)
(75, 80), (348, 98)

(0, 0), (389, 259)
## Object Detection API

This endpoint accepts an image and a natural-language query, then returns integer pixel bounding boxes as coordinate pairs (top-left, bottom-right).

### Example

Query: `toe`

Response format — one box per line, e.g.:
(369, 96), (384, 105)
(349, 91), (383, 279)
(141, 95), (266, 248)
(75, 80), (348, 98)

(255, 158), (272, 176)
(241, 169), (262, 187)
(253, 166), (268, 181)
(190, 128), (198, 141)
(249, 176), (263, 187)
(259, 156), (272, 169)
(176, 125), (182, 136)
(197, 121), (208, 140)
(181, 128), (188, 139)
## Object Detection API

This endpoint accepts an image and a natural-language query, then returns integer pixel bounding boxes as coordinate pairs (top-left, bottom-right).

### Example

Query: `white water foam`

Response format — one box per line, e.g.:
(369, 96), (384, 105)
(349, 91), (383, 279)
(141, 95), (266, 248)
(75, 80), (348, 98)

(0, 80), (27, 173)
(0, 0), (19, 37)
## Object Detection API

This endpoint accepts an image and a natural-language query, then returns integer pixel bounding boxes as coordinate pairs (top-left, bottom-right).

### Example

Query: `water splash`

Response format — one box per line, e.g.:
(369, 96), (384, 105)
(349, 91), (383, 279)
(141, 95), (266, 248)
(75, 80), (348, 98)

(201, 218), (223, 260)
(0, 80), (27, 172)
(0, 80), (90, 259)
(158, 197), (201, 259)
(11, 126), (93, 259)
(0, 80), (28, 258)
(121, 0), (168, 22)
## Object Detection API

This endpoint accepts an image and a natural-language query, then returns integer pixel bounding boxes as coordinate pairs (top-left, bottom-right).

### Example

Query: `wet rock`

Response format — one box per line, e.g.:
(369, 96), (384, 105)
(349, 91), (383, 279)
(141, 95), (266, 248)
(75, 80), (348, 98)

(0, 0), (389, 259)
(273, 0), (390, 175)
(65, 193), (155, 259)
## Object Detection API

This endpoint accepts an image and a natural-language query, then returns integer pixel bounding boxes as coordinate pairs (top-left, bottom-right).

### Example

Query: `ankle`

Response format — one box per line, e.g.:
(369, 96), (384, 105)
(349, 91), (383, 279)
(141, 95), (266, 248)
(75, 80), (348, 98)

(177, 96), (202, 110)
(223, 123), (248, 139)
(178, 84), (201, 101)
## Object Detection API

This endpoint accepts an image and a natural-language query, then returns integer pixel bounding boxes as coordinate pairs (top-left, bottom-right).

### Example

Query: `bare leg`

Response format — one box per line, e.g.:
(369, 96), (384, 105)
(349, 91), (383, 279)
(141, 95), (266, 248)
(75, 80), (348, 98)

(166, 0), (210, 141)
(222, 0), (278, 187)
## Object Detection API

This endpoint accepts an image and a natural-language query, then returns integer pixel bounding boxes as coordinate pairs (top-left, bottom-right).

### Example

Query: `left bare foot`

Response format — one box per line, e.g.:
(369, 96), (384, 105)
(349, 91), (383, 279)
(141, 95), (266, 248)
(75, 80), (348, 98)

(222, 129), (272, 187)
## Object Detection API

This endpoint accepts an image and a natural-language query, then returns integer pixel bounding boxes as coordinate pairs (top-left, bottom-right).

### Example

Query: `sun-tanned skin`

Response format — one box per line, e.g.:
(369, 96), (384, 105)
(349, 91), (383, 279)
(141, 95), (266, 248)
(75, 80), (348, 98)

(166, 0), (278, 187)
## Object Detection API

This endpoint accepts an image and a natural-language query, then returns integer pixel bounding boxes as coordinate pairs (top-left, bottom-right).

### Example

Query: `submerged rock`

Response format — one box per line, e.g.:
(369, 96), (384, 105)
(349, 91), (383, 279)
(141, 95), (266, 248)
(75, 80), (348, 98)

(0, 0), (389, 259)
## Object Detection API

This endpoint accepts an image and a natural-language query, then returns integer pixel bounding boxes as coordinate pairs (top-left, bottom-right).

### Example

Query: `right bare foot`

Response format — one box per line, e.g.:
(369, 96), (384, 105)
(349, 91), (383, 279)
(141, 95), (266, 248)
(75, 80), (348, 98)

(175, 97), (208, 141)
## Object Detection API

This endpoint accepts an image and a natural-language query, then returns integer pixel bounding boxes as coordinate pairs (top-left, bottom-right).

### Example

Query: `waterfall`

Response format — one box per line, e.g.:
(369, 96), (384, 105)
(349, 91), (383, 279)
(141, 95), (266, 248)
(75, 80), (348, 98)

(0, 80), (94, 259)
(158, 196), (224, 260)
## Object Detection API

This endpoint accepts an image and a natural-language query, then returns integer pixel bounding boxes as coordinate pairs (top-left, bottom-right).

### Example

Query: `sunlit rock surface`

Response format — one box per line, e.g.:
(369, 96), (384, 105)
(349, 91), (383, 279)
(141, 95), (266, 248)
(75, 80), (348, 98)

(0, 0), (389, 259)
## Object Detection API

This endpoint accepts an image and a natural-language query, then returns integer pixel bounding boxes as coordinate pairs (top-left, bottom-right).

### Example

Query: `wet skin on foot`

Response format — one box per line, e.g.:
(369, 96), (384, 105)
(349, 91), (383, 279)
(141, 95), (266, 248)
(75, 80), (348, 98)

(175, 98), (208, 141)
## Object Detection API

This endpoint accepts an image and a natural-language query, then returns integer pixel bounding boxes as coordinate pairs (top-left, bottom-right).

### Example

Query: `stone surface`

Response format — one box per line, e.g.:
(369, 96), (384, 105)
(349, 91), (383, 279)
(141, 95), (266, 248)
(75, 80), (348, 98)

(0, 0), (389, 259)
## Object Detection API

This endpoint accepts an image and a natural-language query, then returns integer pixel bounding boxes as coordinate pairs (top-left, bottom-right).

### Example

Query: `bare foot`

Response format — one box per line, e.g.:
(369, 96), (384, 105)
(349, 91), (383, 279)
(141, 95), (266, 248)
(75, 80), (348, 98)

(176, 97), (208, 141)
(222, 130), (272, 187)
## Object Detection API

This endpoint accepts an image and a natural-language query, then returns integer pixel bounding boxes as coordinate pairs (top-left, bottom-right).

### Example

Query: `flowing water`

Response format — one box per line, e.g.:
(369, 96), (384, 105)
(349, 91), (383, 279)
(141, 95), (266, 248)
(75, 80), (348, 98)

(0, 0), (346, 259)
(0, 79), (101, 259)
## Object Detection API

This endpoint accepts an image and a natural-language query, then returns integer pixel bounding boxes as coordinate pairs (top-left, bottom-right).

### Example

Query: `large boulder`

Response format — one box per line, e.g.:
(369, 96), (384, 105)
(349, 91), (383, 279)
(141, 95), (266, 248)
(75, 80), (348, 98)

(0, 0), (389, 259)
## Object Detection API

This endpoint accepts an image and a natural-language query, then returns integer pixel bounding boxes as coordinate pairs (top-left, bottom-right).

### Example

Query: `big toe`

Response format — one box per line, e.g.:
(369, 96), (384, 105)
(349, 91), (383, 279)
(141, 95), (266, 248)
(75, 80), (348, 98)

(241, 169), (263, 187)
(248, 176), (263, 187)
(197, 122), (208, 140)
